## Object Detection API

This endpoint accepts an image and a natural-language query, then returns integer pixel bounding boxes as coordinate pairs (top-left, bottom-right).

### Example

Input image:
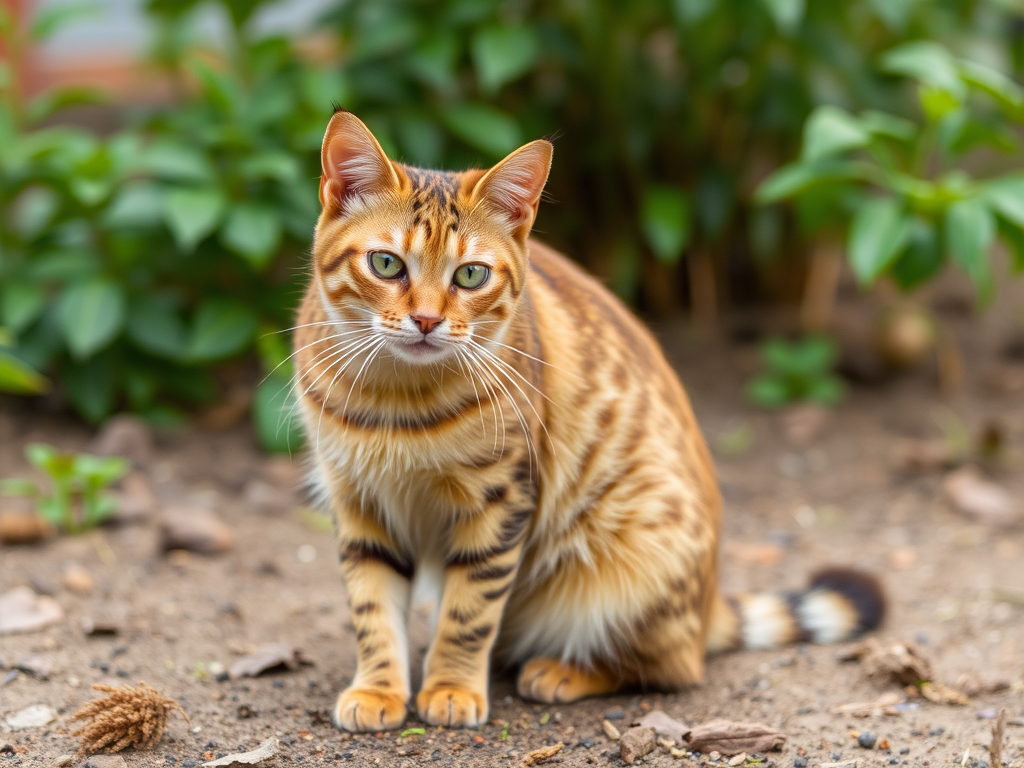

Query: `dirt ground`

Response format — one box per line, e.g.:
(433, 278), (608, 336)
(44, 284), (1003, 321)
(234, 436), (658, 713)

(1, 275), (1023, 768)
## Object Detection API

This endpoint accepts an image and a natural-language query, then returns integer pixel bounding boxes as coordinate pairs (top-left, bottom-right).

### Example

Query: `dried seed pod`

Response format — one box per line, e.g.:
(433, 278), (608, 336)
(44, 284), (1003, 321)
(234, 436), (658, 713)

(71, 682), (188, 755)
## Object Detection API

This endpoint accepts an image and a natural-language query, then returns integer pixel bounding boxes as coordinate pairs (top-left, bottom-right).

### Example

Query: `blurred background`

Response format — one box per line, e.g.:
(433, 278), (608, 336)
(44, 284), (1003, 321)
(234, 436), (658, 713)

(3, 0), (1024, 445)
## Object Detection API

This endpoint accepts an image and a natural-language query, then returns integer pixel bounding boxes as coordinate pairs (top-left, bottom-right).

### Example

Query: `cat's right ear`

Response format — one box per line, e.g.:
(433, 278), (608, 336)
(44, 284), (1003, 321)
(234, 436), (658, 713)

(319, 110), (400, 214)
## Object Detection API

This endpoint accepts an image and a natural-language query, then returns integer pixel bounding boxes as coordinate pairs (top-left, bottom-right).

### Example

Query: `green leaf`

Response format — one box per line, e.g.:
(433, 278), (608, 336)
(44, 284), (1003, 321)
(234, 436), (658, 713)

(858, 110), (916, 142)
(0, 349), (49, 394)
(30, 2), (97, 41)
(140, 141), (215, 183)
(440, 103), (521, 158)
(2, 280), (45, 333)
(58, 279), (126, 359)
(759, 0), (804, 33)
(997, 218), (1024, 272)
(945, 197), (995, 292)
(187, 298), (258, 362)
(984, 175), (1024, 228)
(640, 186), (690, 264)
(253, 373), (304, 454)
(219, 202), (282, 269)
(755, 160), (874, 204)
(805, 375), (846, 406)
(126, 299), (187, 359)
(163, 187), (226, 252)
(471, 25), (538, 94)
(672, 0), (718, 24)
(746, 374), (791, 408)
(187, 58), (239, 114)
(63, 354), (117, 423)
(103, 181), (165, 229)
(801, 106), (869, 161)
(866, 0), (919, 31)
(879, 42), (966, 100)
(0, 478), (39, 496)
(890, 219), (944, 291)
(958, 61), (1024, 114)
(848, 197), (912, 284)
(13, 186), (60, 240)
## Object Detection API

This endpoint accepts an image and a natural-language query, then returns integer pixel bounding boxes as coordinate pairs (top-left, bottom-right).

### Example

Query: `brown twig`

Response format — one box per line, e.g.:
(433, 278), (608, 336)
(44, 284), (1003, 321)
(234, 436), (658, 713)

(990, 707), (1006, 768)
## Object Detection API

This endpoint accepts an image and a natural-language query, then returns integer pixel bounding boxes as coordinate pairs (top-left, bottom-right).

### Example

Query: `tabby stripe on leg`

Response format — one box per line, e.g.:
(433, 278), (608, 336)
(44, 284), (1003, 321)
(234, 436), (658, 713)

(341, 540), (414, 580)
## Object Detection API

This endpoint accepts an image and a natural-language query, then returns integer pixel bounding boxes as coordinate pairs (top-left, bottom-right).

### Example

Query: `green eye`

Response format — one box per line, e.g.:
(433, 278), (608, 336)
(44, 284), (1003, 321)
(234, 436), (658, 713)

(368, 251), (405, 279)
(453, 264), (490, 290)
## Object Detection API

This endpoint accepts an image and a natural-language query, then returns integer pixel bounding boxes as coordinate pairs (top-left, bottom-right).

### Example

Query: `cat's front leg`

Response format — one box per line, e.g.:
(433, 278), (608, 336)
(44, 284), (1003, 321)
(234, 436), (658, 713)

(417, 503), (532, 727)
(333, 505), (413, 732)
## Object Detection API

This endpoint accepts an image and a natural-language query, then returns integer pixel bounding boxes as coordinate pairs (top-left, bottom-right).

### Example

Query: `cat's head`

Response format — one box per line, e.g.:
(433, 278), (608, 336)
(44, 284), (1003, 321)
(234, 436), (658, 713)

(312, 109), (552, 368)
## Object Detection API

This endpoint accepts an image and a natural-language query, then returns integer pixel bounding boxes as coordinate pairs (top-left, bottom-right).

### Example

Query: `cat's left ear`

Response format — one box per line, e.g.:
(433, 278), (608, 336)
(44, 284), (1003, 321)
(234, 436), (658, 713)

(319, 109), (401, 215)
(471, 139), (553, 234)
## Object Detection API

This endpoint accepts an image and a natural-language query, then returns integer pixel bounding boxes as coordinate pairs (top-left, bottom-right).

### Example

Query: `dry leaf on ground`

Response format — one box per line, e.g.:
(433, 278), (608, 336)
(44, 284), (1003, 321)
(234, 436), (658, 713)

(620, 727), (657, 765)
(520, 742), (563, 766)
(0, 587), (64, 635)
(203, 738), (279, 767)
(942, 467), (1021, 527)
(71, 682), (188, 755)
(229, 643), (312, 678)
(634, 710), (689, 743)
(840, 638), (933, 686)
(684, 720), (786, 755)
(920, 681), (969, 705)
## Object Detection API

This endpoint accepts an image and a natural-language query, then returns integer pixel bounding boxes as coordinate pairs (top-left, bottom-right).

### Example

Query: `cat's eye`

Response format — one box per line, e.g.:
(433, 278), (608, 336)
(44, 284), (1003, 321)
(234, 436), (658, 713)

(368, 251), (406, 279)
(453, 264), (490, 290)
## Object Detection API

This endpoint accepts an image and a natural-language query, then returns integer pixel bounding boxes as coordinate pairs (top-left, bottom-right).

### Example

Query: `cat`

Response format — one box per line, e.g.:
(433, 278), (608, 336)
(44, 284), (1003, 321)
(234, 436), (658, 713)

(292, 109), (885, 732)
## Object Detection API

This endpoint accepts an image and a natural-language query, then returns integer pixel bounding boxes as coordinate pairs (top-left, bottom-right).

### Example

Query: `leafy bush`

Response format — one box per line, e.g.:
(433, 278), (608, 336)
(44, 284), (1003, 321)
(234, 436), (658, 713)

(2, 0), (1023, 433)
(758, 40), (1024, 301)
(746, 337), (845, 408)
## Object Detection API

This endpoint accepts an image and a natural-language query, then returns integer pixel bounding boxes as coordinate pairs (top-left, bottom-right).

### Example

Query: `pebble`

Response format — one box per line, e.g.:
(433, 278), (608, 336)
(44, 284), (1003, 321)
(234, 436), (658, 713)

(604, 709), (626, 721)
(899, 748), (910, 755)
(159, 507), (234, 555)
(62, 564), (95, 594)
(857, 732), (877, 749)
(794, 758), (808, 768)
(579, 737), (594, 748)
(928, 727), (944, 737)
(602, 719), (621, 741)
(729, 753), (747, 766)
(620, 726), (656, 765)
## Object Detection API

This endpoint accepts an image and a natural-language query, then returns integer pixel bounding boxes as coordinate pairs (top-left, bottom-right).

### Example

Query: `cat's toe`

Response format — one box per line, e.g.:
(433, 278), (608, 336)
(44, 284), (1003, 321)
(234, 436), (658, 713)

(517, 657), (617, 703)
(333, 687), (408, 732)
(416, 685), (487, 728)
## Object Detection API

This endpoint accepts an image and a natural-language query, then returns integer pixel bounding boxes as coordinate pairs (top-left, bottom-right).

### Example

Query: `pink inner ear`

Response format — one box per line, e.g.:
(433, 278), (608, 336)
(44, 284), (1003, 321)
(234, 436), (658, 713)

(477, 143), (552, 227)
(319, 117), (396, 212)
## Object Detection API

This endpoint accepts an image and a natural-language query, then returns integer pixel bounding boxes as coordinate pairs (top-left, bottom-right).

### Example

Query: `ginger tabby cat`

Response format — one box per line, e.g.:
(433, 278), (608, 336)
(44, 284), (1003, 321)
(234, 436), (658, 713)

(293, 110), (884, 732)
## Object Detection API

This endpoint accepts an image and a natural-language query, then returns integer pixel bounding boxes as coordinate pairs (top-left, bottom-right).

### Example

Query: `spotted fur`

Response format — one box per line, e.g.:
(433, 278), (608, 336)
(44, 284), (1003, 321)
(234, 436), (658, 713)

(294, 110), (885, 732)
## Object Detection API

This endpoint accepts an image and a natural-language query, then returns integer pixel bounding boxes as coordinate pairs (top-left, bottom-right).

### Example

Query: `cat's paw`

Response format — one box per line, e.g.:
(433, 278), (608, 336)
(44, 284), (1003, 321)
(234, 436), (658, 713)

(416, 684), (488, 728)
(517, 658), (616, 703)
(333, 687), (408, 732)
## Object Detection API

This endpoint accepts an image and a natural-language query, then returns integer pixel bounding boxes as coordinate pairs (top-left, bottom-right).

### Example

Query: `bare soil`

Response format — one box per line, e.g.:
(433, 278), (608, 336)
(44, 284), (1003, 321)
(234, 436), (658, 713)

(2, 277), (1023, 768)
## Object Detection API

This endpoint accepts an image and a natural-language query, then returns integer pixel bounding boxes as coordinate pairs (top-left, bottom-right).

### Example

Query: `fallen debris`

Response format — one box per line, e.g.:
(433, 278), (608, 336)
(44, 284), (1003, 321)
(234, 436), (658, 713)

(0, 512), (52, 544)
(833, 692), (901, 717)
(521, 742), (563, 766)
(602, 719), (621, 741)
(990, 708), (1006, 768)
(160, 507), (234, 555)
(203, 738), (278, 767)
(943, 467), (1021, 528)
(62, 564), (95, 595)
(13, 653), (53, 679)
(684, 720), (786, 755)
(620, 726), (657, 765)
(955, 673), (1011, 698)
(634, 710), (689, 743)
(840, 638), (933, 686)
(71, 682), (189, 755)
(229, 643), (312, 678)
(5, 704), (57, 730)
(0, 586), (64, 635)
(920, 681), (969, 706)
(83, 756), (127, 768)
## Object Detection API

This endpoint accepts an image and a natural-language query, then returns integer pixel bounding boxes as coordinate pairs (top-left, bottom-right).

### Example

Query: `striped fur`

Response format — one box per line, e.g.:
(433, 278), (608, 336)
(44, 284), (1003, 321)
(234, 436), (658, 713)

(295, 110), (884, 732)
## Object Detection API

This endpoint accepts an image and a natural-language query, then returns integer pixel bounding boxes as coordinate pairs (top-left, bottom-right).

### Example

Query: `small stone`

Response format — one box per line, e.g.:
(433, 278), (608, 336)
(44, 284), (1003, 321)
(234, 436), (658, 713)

(710, 752), (722, 761)
(602, 719), (621, 741)
(5, 704), (57, 729)
(794, 758), (808, 768)
(0, 512), (52, 544)
(620, 726), (656, 765)
(729, 753), (747, 766)
(63, 564), (95, 594)
(0, 586), (64, 635)
(604, 709), (626, 721)
(84, 756), (128, 768)
(160, 507), (234, 555)
(52, 755), (75, 767)
(579, 737), (595, 748)
(899, 748), (910, 755)
(857, 732), (876, 749)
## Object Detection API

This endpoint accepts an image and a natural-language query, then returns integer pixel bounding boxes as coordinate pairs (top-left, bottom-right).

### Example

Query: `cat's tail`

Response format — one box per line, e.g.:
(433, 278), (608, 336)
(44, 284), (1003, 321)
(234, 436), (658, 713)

(705, 568), (886, 653)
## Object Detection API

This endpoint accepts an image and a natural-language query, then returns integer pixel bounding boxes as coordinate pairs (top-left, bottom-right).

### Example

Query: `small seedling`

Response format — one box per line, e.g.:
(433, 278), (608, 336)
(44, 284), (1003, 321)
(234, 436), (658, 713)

(0, 443), (128, 534)
(746, 337), (845, 408)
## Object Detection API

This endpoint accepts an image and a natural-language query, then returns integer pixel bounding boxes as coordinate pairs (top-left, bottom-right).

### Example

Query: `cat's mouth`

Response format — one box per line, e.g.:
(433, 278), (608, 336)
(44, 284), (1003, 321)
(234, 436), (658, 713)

(391, 337), (451, 363)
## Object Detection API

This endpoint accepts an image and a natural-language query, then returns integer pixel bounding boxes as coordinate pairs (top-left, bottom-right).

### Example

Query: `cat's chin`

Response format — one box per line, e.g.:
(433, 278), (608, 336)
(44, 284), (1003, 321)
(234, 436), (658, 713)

(389, 339), (454, 366)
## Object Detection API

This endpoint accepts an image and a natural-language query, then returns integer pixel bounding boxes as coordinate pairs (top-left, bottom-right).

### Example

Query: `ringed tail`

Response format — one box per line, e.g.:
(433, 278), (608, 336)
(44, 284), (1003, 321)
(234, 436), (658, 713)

(707, 568), (886, 653)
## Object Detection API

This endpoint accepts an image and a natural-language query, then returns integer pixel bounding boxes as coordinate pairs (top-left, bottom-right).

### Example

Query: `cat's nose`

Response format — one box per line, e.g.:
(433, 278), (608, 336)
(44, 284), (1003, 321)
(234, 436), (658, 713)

(411, 314), (443, 334)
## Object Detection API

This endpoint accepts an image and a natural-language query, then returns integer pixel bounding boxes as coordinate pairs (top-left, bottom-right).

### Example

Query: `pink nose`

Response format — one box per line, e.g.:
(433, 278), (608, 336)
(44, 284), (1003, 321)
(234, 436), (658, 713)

(411, 314), (443, 334)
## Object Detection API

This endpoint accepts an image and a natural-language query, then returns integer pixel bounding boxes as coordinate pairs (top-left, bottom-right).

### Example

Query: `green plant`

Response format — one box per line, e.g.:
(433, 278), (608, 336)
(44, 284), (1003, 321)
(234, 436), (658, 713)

(757, 40), (1024, 301)
(746, 337), (845, 408)
(0, 443), (129, 533)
